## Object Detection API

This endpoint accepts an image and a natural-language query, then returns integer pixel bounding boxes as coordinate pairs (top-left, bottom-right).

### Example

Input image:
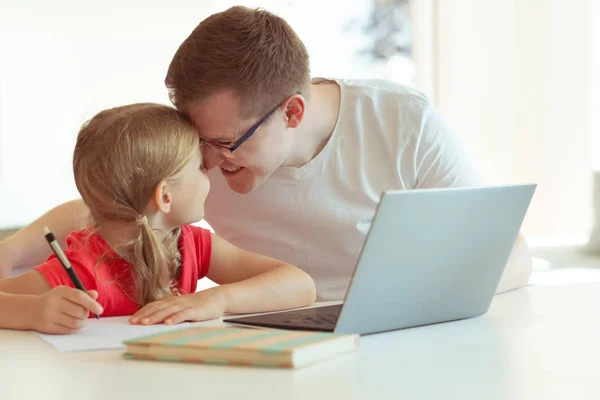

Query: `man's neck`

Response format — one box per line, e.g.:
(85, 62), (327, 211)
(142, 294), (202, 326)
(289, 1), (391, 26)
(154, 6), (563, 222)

(284, 81), (341, 168)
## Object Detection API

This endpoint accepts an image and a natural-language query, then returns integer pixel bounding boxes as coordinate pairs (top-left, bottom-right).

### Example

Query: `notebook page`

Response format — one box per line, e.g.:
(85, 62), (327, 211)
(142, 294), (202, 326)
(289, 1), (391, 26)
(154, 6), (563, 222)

(34, 316), (220, 352)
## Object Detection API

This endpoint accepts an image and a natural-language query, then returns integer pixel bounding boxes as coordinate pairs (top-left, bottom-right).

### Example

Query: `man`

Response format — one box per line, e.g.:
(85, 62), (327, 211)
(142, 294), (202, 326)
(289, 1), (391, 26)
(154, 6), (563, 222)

(0, 6), (532, 299)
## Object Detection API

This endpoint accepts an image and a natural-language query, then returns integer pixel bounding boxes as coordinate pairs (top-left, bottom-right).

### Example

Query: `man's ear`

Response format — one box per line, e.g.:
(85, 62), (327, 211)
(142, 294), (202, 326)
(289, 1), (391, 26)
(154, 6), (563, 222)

(153, 180), (173, 213)
(284, 94), (305, 129)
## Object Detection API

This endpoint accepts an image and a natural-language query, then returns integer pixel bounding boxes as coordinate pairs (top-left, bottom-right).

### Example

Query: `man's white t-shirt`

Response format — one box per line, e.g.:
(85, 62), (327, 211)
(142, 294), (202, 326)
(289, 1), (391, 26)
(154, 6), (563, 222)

(204, 78), (483, 301)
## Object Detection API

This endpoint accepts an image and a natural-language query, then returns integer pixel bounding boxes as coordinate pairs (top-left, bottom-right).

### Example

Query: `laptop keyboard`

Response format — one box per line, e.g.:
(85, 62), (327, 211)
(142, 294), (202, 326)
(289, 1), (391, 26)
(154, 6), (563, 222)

(278, 313), (340, 328)
(225, 304), (343, 332)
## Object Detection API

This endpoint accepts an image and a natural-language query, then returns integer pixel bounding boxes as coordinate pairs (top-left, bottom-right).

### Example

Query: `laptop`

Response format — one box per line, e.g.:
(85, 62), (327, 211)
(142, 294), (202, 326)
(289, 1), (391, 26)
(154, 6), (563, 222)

(224, 184), (536, 335)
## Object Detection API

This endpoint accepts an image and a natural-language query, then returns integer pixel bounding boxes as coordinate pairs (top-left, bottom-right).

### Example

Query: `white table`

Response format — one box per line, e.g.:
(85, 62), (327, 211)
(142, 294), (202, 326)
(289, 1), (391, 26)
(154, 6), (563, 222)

(1, 282), (599, 400)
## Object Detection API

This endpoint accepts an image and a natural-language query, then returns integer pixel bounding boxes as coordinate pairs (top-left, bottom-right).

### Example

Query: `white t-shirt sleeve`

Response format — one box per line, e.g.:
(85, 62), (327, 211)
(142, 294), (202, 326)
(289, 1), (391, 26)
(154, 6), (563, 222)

(412, 102), (484, 189)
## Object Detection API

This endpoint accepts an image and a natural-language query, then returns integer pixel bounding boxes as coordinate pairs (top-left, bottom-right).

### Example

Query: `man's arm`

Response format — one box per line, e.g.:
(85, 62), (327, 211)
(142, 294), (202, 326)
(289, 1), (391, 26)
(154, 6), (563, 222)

(410, 104), (532, 293)
(495, 234), (533, 294)
(0, 199), (90, 277)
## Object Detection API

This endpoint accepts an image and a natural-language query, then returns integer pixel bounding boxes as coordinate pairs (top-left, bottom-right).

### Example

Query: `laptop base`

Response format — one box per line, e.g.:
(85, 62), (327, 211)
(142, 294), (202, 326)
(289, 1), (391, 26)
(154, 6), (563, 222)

(224, 304), (343, 332)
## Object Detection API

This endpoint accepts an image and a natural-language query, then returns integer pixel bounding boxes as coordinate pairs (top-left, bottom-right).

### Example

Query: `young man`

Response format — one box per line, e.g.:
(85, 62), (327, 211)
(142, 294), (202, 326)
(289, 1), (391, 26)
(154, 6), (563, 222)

(0, 6), (532, 300)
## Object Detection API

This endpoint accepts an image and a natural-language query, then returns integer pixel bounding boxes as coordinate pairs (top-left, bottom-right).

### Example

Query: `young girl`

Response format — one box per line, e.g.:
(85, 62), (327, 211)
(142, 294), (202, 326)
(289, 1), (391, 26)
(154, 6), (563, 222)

(0, 103), (316, 334)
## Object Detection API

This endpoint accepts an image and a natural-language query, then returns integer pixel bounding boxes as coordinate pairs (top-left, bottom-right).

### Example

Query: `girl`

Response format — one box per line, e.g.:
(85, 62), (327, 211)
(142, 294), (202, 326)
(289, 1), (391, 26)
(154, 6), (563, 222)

(0, 103), (316, 334)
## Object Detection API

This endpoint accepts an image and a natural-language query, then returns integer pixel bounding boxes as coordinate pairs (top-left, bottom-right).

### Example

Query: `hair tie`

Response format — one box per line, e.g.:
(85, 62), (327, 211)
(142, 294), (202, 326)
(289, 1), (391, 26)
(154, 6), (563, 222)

(135, 215), (148, 226)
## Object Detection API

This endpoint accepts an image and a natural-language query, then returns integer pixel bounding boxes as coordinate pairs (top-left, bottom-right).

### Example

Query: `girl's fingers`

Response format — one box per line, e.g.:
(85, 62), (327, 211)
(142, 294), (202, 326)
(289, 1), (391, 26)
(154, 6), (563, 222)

(131, 303), (160, 321)
(61, 288), (103, 316)
(53, 322), (81, 335)
(165, 308), (194, 325)
(132, 298), (180, 324)
(56, 313), (88, 331)
(132, 298), (172, 319)
(59, 299), (89, 320)
(140, 304), (183, 325)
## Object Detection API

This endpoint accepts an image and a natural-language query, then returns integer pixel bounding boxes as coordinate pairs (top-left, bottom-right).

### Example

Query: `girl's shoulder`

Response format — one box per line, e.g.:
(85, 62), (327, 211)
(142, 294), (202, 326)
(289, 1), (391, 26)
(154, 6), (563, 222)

(178, 225), (213, 280)
(63, 228), (114, 258)
(179, 224), (213, 258)
(180, 224), (213, 240)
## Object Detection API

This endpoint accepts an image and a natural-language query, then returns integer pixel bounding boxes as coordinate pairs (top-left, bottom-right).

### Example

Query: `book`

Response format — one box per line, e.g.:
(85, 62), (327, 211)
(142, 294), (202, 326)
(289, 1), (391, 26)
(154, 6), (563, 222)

(123, 326), (359, 368)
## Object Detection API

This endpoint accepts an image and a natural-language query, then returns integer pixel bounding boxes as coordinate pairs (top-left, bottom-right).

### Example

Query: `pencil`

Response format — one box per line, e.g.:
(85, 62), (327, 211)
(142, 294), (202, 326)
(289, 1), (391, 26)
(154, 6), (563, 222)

(42, 226), (100, 319)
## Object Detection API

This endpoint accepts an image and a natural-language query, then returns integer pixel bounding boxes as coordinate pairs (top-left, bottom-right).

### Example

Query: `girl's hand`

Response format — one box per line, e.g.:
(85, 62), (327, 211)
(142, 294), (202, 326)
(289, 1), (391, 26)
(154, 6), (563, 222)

(24, 286), (103, 334)
(129, 288), (228, 326)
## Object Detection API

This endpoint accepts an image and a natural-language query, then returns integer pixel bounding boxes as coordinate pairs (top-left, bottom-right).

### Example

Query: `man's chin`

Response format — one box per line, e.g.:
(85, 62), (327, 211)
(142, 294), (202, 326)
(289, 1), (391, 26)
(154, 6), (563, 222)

(223, 166), (278, 194)
(228, 180), (263, 194)
(226, 175), (267, 194)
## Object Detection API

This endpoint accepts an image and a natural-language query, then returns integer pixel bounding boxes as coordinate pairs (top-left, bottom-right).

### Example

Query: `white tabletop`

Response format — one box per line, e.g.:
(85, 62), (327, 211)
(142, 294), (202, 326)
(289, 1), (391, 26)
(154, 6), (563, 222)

(1, 282), (599, 400)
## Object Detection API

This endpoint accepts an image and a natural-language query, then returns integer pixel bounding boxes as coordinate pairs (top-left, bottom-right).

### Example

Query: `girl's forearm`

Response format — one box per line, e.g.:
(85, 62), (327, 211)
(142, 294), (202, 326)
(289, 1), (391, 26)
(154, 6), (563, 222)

(0, 292), (34, 330)
(217, 265), (316, 314)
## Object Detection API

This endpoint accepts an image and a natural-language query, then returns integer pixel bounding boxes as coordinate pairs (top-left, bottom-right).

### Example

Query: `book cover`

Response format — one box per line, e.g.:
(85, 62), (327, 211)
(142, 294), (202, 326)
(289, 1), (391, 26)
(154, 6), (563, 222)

(123, 326), (359, 368)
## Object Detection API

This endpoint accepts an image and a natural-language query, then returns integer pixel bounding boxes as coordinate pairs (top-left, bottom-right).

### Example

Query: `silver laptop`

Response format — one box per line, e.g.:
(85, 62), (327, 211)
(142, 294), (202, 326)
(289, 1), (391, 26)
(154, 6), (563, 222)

(224, 184), (536, 335)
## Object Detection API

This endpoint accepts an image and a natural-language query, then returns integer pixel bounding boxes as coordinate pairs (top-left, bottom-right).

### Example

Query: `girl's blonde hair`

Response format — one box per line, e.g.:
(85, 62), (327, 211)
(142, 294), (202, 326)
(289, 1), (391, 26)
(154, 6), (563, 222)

(73, 103), (199, 306)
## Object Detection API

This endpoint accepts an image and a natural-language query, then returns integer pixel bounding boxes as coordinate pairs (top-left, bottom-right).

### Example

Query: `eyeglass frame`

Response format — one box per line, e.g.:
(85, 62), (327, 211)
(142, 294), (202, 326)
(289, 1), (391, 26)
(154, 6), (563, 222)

(199, 92), (301, 153)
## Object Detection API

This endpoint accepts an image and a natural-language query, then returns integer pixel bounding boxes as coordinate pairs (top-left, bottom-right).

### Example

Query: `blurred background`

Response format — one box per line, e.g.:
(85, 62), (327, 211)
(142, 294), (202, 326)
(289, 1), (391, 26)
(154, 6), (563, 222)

(1, 0), (600, 280)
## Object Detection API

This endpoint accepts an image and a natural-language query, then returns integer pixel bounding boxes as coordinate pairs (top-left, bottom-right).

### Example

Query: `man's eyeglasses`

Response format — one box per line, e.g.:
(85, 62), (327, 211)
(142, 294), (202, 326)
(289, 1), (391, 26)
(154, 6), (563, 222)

(200, 93), (299, 152)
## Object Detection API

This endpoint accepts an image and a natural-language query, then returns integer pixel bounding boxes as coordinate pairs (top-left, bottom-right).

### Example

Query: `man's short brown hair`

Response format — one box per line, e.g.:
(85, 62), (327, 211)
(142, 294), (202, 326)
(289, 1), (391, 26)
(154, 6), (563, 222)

(165, 6), (311, 118)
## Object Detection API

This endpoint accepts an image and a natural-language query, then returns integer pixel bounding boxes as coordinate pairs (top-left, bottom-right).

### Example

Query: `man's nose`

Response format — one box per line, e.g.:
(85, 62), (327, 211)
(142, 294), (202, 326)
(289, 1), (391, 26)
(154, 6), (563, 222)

(202, 146), (225, 170)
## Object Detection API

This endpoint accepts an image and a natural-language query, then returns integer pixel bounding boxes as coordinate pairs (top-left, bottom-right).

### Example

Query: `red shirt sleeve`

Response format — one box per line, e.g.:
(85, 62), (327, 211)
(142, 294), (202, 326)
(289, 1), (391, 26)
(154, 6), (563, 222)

(184, 225), (212, 279)
(34, 251), (98, 292)
(173, 225), (214, 295)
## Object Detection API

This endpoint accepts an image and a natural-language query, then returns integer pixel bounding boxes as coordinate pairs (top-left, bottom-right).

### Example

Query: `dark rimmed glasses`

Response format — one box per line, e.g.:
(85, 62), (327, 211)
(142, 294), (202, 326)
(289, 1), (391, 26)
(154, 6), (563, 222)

(200, 93), (300, 152)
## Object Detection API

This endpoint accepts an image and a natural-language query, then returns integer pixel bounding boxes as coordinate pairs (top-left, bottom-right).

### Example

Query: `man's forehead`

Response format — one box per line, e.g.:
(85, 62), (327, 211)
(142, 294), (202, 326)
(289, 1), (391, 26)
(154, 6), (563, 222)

(187, 90), (241, 118)
(185, 91), (243, 137)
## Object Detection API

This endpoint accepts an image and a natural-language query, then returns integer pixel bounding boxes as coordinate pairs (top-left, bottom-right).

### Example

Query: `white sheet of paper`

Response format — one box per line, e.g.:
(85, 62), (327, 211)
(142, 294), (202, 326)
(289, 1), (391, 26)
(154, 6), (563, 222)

(35, 316), (207, 352)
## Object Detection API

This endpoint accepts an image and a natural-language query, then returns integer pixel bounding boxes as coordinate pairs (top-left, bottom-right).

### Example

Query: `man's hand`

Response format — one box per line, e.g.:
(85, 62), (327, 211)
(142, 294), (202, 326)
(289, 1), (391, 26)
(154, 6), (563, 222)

(0, 240), (16, 279)
(129, 288), (228, 326)
(23, 286), (104, 334)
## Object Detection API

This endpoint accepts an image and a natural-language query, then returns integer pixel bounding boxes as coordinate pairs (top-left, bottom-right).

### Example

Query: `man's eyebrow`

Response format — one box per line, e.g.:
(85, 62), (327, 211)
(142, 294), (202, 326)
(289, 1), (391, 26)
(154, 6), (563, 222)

(198, 123), (243, 142)
(220, 128), (243, 142)
(198, 131), (236, 141)
(215, 134), (238, 142)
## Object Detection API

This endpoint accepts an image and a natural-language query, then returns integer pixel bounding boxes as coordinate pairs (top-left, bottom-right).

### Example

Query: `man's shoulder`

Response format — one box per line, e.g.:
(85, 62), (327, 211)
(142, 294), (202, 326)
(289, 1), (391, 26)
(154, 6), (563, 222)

(336, 78), (429, 108)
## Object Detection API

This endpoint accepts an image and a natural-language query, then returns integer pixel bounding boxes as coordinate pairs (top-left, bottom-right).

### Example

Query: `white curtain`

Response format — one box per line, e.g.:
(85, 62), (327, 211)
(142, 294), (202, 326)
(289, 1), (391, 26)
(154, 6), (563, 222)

(413, 0), (596, 238)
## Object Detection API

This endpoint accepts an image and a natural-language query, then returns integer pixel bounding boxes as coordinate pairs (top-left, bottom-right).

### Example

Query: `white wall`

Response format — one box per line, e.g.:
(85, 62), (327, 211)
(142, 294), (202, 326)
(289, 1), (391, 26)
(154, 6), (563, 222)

(4, 0), (594, 237)
(0, 0), (414, 229)
(0, 0), (218, 228)
(432, 0), (594, 237)
(593, 0), (600, 169)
